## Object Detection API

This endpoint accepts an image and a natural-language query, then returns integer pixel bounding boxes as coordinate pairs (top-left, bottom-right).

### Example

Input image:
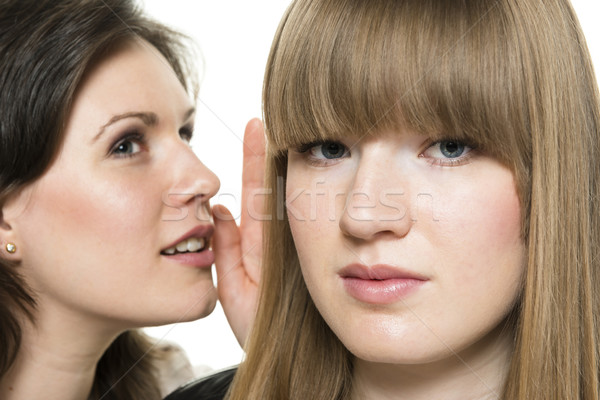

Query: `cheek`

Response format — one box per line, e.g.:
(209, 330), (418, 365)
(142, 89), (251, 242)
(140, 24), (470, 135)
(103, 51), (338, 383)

(12, 164), (178, 324)
(286, 177), (316, 266)
(286, 173), (343, 266)
(18, 168), (161, 271)
(59, 182), (153, 239)
(431, 170), (525, 306)
(443, 178), (522, 257)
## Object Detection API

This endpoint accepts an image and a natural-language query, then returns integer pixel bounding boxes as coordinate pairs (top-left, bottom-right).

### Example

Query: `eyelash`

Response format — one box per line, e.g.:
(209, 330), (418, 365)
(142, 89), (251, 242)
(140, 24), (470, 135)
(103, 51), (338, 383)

(108, 125), (195, 159)
(421, 140), (476, 167)
(296, 141), (350, 166)
(295, 139), (476, 167)
(109, 131), (147, 158)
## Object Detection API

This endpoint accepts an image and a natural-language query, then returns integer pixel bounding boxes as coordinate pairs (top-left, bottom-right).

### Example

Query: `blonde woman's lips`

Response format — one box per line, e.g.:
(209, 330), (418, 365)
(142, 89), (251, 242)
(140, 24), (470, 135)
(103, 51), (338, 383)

(338, 263), (428, 304)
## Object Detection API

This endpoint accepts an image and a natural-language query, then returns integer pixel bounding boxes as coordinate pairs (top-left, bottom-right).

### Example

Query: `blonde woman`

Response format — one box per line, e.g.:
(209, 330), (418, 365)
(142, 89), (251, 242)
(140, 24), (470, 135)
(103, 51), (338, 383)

(167, 0), (600, 399)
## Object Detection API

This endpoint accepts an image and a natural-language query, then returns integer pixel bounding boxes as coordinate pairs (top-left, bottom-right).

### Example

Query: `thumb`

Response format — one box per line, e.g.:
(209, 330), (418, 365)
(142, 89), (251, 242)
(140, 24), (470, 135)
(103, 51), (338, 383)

(212, 204), (243, 300)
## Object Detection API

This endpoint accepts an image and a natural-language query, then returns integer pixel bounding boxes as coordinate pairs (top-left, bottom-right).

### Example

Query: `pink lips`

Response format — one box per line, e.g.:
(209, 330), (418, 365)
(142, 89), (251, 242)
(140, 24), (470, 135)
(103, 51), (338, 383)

(162, 225), (214, 251)
(164, 251), (215, 269)
(161, 224), (215, 269)
(339, 264), (427, 304)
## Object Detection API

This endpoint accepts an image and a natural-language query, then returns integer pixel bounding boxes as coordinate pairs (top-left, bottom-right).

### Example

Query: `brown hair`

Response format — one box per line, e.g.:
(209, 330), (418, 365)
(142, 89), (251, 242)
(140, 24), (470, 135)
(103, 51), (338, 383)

(0, 0), (197, 398)
(229, 0), (600, 398)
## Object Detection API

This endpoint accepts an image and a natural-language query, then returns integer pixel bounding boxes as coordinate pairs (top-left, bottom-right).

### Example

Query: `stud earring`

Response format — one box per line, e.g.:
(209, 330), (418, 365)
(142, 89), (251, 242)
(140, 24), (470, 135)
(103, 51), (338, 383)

(6, 243), (16, 254)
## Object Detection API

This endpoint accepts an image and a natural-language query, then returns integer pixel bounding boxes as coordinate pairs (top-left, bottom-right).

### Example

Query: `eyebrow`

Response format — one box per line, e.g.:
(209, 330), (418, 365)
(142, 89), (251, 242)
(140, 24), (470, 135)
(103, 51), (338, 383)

(91, 108), (195, 143)
(92, 112), (158, 143)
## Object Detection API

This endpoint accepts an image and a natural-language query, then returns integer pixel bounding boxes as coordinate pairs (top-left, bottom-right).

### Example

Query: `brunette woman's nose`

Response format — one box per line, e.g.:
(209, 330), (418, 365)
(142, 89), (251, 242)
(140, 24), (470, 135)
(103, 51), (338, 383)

(166, 147), (220, 216)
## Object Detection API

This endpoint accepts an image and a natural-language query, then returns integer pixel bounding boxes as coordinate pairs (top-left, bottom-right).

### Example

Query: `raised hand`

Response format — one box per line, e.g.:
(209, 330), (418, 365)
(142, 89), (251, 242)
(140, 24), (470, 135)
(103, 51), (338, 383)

(212, 118), (265, 346)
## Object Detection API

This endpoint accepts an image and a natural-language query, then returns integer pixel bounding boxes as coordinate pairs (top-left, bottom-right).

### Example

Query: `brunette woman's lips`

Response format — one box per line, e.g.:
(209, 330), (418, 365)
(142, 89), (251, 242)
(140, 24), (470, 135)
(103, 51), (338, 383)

(339, 264), (428, 304)
(163, 250), (215, 268)
(160, 225), (215, 268)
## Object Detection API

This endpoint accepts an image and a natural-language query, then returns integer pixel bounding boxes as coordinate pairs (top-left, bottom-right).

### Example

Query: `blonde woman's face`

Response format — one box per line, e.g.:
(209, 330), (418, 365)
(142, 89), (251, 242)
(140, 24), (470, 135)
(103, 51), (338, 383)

(287, 130), (525, 367)
(6, 40), (220, 329)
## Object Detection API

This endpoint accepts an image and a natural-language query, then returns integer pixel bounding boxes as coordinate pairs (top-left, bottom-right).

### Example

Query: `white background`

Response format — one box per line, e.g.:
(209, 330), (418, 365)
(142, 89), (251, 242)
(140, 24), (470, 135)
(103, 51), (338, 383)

(142, 0), (600, 372)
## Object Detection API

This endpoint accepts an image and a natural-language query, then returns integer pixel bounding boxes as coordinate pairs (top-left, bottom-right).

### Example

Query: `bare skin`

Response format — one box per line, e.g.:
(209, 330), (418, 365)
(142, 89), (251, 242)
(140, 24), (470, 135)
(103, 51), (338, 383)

(0, 39), (264, 400)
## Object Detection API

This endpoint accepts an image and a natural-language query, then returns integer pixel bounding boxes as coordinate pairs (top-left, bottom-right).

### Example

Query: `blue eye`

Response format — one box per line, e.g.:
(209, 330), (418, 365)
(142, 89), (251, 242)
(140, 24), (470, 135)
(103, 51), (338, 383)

(315, 142), (347, 159)
(439, 141), (466, 158)
(295, 140), (350, 166)
(421, 140), (474, 166)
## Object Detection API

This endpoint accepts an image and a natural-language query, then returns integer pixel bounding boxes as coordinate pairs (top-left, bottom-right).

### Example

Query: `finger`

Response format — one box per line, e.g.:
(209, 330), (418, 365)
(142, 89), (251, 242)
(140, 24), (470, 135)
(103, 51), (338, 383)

(240, 118), (265, 281)
(212, 204), (245, 301)
(212, 204), (258, 345)
(241, 118), (266, 222)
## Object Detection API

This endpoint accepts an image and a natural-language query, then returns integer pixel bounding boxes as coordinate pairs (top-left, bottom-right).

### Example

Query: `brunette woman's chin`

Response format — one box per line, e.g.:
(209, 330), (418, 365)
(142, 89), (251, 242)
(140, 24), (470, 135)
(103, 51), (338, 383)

(105, 277), (218, 330)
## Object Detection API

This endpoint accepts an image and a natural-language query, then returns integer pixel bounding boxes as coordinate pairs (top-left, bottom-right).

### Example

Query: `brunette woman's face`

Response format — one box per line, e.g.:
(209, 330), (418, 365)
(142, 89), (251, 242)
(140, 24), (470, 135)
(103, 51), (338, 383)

(5, 40), (220, 329)
(286, 131), (525, 365)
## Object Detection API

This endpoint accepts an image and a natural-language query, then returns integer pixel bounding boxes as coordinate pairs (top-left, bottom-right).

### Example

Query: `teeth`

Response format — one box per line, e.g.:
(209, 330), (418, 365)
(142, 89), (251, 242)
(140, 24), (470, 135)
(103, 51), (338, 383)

(176, 241), (188, 252)
(187, 238), (201, 252)
(163, 237), (207, 255)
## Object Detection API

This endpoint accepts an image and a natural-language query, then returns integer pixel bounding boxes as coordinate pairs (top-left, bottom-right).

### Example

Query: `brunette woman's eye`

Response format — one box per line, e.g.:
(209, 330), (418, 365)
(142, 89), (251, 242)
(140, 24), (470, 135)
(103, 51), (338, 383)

(109, 133), (145, 158)
(114, 140), (140, 155)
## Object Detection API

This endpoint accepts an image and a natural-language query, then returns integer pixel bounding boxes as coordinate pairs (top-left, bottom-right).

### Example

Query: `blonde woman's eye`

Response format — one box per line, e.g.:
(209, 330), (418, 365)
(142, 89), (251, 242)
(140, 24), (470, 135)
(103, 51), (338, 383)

(294, 140), (351, 166)
(422, 140), (474, 166)
(309, 141), (349, 159)
(439, 141), (466, 158)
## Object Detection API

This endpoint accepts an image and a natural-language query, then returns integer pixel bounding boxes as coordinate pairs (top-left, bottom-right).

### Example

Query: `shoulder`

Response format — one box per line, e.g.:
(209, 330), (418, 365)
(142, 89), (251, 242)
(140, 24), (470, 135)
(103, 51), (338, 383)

(153, 341), (195, 397)
(163, 367), (237, 400)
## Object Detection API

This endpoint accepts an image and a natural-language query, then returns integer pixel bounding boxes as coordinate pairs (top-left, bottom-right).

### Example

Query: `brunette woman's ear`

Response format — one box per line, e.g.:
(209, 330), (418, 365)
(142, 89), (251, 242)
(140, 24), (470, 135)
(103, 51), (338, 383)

(0, 190), (30, 260)
(0, 210), (18, 258)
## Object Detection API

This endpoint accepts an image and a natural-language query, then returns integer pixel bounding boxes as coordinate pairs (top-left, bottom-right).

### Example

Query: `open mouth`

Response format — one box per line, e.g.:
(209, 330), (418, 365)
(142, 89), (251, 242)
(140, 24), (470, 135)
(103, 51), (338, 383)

(160, 237), (208, 255)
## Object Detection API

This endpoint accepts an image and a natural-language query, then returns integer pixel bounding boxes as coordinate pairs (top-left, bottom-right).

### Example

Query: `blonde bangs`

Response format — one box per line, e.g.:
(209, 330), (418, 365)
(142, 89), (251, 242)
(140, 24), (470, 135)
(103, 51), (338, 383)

(232, 1), (600, 399)
(264, 0), (530, 172)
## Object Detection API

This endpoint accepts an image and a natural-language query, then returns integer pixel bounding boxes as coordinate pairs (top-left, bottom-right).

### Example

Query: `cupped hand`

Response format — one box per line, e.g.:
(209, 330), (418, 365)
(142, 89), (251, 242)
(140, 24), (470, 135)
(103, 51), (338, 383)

(212, 118), (265, 347)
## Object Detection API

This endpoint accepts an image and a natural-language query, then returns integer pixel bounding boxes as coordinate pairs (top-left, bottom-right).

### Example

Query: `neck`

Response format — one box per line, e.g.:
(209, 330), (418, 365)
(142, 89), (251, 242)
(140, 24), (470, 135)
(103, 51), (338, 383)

(351, 325), (513, 400)
(0, 305), (121, 400)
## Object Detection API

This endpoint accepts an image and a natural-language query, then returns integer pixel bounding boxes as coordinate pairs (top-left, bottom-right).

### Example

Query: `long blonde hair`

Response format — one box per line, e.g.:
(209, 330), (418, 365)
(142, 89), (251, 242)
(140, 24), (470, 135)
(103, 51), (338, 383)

(229, 0), (600, 398)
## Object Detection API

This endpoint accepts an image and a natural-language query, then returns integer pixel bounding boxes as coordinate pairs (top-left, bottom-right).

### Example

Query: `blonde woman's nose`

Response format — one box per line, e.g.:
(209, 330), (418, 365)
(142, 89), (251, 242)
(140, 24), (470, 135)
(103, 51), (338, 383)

(338, 158), (412, 241)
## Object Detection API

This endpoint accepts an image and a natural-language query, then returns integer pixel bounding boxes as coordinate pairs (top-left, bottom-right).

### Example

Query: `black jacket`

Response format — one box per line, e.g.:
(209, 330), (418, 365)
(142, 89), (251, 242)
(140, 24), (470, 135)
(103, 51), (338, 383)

(163, 367), (236, 400)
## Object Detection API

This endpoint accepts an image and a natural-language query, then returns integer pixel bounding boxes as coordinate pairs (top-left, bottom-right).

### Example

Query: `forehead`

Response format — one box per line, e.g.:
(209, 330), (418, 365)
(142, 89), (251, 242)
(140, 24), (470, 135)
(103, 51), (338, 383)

(263, 0), (528, 171)
(68, 39), (192, 128)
